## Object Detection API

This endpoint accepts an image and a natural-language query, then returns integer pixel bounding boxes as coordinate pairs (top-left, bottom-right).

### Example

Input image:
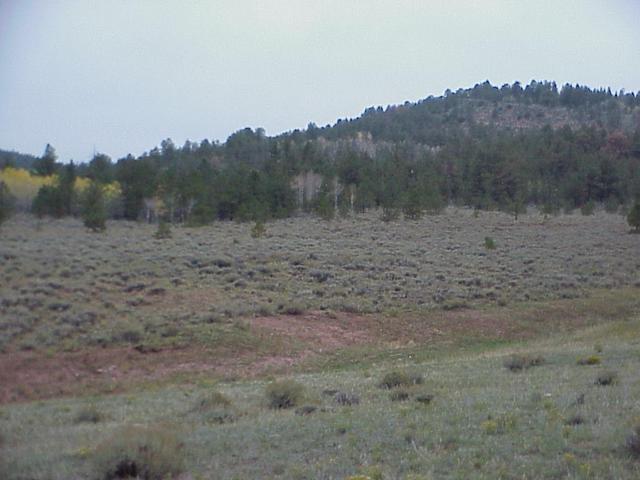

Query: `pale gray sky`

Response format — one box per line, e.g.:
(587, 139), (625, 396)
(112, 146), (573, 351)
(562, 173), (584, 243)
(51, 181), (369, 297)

(1, 0), (639, 162)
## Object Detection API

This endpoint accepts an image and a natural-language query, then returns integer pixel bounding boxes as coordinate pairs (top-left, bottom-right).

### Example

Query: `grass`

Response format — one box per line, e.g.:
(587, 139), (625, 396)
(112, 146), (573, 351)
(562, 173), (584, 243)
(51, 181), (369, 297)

(1, 210), (640, 478)
(1, 315), (639, 479)
(1, 210), (638, 353)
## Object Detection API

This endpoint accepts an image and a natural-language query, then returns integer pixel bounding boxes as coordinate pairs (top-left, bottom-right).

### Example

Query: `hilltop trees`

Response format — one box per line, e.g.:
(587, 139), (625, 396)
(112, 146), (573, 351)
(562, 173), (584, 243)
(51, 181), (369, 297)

(34, 144), (58, 176)
(13, 81), (640, 224)
(87, 153), (114, 184)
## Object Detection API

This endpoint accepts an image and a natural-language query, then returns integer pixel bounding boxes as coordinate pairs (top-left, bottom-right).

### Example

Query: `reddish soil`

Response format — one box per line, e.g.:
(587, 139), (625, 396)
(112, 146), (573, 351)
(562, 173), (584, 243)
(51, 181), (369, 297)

(0, 296), (615, 404)
(0, 311), (377, 404)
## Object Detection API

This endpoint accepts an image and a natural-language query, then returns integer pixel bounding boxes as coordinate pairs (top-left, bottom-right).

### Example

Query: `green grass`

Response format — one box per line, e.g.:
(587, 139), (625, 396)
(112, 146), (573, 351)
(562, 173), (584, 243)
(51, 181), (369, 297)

(2, 316), (639, 479)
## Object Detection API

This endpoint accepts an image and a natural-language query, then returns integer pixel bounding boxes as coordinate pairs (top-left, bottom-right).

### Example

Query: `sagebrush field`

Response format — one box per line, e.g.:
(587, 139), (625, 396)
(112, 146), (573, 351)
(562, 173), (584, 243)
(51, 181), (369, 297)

(1, 209), (639, 479)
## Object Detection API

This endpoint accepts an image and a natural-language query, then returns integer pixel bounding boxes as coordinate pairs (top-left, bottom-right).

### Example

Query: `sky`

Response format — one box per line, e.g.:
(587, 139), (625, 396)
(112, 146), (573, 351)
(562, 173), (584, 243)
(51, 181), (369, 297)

(0, 1), (639, 163)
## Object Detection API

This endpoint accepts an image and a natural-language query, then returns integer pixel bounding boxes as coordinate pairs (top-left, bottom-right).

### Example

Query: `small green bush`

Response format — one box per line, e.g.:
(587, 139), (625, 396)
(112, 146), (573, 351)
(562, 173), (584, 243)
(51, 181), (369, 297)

(481, 414), (517, 435)
(295, 405), (317, 416)
(74, 404), (105, 424)
(195, 390), (231, 409)
(595, 370), (618, 386)
(503, 354), (545, 372)
(265, 380), (305, 409)
(154, 220), (172, 239)
(194, 391), (236, 424)
(484, 236), (496, 250)
(389, 389), (410, 402)
(379, 371), (411, 389)
(93, 424), (184, 480)
(564, 413), (585, 426)
(334, 392), (360, 406)
(580, 201), (595, 216)
(577, 355), (601, 366)
(280, 303), (305, 316)
(251, 221), (266, 238)
(415, 394), (434, 405)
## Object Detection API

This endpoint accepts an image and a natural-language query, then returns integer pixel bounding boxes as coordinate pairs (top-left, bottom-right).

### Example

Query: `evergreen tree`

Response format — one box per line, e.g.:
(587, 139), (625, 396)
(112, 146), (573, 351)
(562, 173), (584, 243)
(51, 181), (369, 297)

(34, 144), (58, 176)
(402, 187), (423, 220)
(314, 179), (335, 221)
(58, 161), (77, 216)
(80, 181), (107, 232)
(88, 153), (114, 184)
(628, 201), (640, 232)
(0, 180), (15, 227)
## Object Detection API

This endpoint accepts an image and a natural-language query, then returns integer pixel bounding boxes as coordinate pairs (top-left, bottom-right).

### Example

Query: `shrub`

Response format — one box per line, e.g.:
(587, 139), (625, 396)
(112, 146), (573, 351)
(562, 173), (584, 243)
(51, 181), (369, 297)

(111, 324), (144, 344)
(379, 371), (411, 389)
(295, 405), (317, 416)
(334, 392), (360, 406)
(580, 201), (595, 216)
(481, 414), (517, 435)
(154, 220), (172, 239)
(251, 220), (266, 238)
(564, 413), (585, 426)
(281, 303), (305, 316)
(481, 419), (498, 435)
(194, 391), (235, 424)
(195, 390), (228, 407)
(415, 394), (434, 405)
(381, 206), (400, 222)
(627, 423), (640, 457)
(74, 404), (105, 424)
(627, 202), (640, 232)
(484, 236), (496, 250)
(577, 355), (601, 366)
(265, 380), (305, 409)
(503, 354), (545, 372)
(595, 370), (618, 386)
(93, 424), (184, 480)
(389, 389), (410, 402)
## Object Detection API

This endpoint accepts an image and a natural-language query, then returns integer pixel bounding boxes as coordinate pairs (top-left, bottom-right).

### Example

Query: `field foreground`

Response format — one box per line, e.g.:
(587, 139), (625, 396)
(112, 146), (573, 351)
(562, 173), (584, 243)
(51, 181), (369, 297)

(1, 291), (639, 479)
(1, 210), (639, 478)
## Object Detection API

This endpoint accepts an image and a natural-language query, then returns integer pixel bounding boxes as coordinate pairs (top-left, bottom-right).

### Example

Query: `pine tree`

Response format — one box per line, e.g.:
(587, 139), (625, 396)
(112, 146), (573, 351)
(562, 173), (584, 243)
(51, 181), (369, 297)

(34, 144), (58, 176)
(80, 182), (107, 232)
(402, 187), (423, 220)
(628, 201), (640, 232)
(0, 181), (15, 227)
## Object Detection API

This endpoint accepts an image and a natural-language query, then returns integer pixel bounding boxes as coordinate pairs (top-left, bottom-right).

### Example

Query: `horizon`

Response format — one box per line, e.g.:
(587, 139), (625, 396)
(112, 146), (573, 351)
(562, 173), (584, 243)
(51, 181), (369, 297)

(1, 1), (639, 162)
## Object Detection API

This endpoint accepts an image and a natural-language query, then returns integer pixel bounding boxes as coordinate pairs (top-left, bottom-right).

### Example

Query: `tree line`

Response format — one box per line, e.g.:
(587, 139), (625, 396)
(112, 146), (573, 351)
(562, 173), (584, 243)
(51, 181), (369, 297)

(1, 80), (639, 230)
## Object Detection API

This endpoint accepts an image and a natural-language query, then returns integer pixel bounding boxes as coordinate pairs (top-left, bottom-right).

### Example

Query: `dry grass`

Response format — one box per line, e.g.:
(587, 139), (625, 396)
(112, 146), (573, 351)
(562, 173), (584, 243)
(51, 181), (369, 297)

(0, 209), (637, 355)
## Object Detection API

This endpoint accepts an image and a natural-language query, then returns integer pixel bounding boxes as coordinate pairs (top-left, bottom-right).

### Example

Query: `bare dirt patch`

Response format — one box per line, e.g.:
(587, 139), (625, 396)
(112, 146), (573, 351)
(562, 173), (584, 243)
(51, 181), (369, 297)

(3, 289), (638, 404)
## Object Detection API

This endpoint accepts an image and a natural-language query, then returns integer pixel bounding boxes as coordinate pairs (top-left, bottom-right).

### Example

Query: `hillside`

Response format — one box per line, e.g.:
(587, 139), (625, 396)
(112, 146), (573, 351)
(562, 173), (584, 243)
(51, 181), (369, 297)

(310, 80), (640, 145)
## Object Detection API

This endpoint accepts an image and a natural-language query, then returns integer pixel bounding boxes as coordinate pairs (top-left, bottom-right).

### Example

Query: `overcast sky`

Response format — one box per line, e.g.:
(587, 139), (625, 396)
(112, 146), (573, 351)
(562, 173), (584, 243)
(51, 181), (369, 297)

(1, 1), (639, 162)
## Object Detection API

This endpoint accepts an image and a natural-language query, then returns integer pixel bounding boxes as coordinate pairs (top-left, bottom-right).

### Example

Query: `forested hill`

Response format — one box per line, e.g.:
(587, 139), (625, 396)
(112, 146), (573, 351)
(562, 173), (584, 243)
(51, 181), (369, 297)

(2, 80), (640, 224)
(305, 80), (640, 145)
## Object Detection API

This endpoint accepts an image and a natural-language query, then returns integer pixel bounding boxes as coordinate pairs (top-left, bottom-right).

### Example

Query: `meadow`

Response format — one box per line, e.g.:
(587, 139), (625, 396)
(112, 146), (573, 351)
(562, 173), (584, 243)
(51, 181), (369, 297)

(1, 209), (639, 479)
